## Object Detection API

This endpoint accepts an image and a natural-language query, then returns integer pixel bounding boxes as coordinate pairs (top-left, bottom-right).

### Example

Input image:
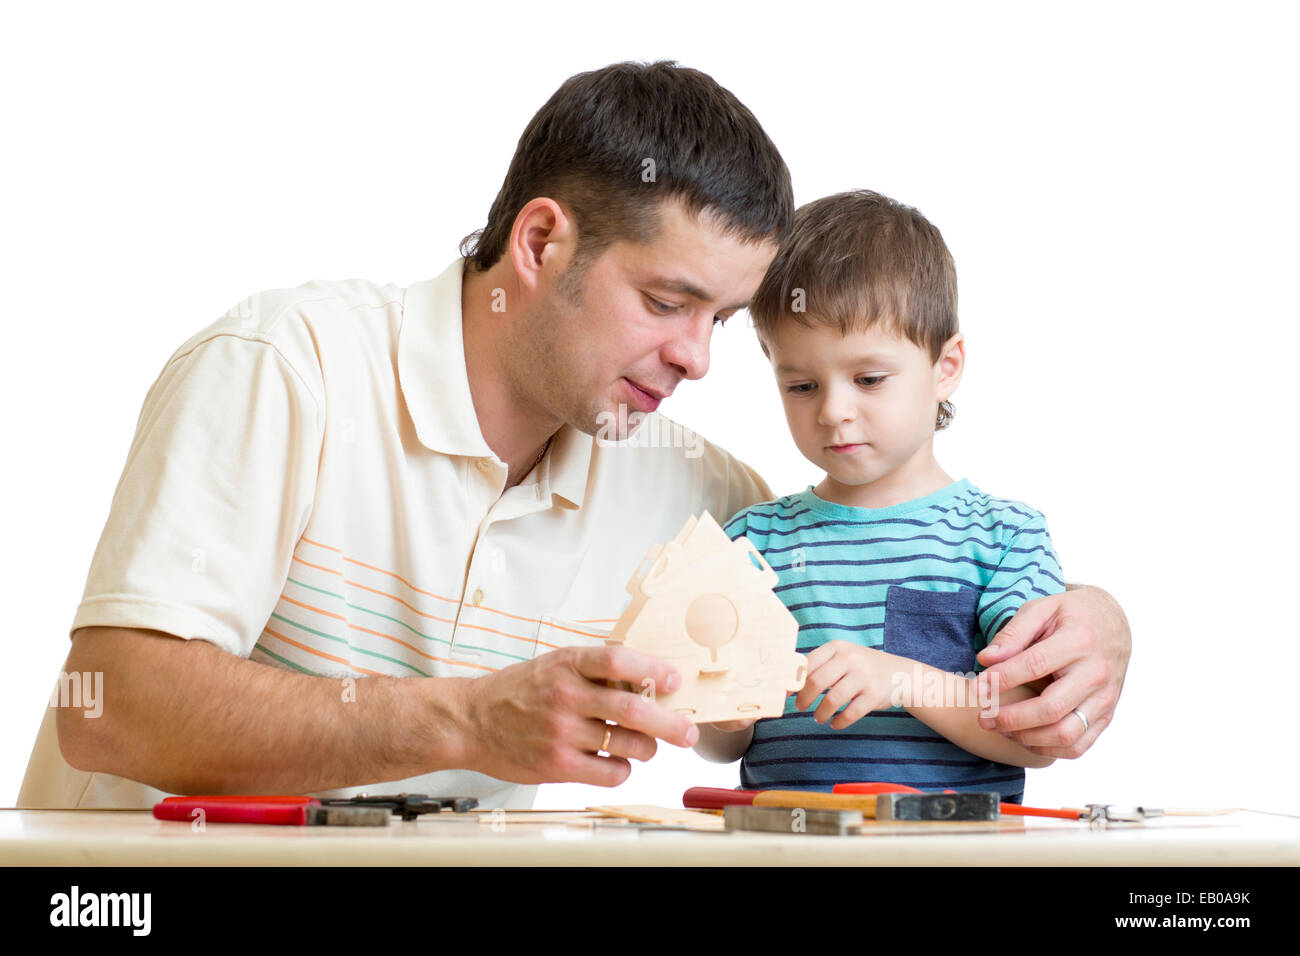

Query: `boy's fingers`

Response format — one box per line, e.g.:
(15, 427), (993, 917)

(829, 690), (878, 729)
(802, 642), (838, 671)
(814, 672), (865, 724)
(797, 656), (848, 712)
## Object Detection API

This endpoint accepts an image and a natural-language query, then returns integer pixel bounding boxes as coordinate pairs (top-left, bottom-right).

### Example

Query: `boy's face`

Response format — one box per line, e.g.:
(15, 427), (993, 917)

(765, 318), (963, 498)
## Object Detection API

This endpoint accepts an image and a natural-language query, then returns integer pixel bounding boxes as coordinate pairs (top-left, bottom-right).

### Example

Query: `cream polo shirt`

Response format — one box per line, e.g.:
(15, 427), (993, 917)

(20, 258), (773, 809)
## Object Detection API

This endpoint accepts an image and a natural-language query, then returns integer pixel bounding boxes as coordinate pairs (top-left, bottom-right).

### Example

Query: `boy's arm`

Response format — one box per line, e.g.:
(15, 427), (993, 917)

(799, 641), (1053, 768)
(693, 720), (755, 764)
(889, 655), (1055, 768)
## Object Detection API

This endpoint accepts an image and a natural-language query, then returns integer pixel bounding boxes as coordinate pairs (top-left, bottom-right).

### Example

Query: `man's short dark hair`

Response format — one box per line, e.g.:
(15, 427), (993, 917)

(749, 190), (960, 430)
(460, 61), (793, 273)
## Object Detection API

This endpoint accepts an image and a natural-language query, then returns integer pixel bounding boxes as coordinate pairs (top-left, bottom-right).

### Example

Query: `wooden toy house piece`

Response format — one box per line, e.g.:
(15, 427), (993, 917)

(607, 512), (807, 723)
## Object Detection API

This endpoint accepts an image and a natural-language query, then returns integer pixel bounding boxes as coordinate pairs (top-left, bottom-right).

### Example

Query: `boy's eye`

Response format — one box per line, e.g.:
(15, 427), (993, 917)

(857, 376), (886, 387)
(785, 383), (816, 395)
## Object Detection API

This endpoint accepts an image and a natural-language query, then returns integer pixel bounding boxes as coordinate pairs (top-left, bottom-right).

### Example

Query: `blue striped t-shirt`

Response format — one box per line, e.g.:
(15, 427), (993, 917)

(723, 478), (1065, 798)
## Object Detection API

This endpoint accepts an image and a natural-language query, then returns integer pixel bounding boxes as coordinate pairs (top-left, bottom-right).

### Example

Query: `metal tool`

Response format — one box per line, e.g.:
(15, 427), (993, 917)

(319, 793), (478, 821)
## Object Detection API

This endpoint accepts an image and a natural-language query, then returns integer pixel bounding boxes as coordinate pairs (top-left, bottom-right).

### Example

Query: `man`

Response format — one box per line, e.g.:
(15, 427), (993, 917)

(23, 61), (1129, 809)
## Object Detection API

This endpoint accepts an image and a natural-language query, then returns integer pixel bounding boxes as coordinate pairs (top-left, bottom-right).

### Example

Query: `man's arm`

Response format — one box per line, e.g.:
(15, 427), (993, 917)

(975, 584), (1131, 758)
(58, 626), (698, 794)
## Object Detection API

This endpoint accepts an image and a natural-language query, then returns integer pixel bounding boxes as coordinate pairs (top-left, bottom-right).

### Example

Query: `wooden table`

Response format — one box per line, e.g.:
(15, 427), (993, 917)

(3, 807), (1297, 866)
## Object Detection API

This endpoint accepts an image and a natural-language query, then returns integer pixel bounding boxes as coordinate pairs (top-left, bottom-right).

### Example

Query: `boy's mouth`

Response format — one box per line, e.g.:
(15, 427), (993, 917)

(828, 442), (866, 453)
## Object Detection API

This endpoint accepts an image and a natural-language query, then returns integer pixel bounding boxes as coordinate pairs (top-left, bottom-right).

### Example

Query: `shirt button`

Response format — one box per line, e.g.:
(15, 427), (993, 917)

(475, 459), (492, 474)
(470, 588), (484, 606)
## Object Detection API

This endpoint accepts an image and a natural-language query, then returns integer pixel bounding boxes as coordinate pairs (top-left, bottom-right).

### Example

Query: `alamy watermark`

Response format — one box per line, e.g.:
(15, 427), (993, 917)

(594, 404), (702, 459)
(889, 664), (1001, 716)
(49, 886), (151, 936)
(48, 670), (103, 718)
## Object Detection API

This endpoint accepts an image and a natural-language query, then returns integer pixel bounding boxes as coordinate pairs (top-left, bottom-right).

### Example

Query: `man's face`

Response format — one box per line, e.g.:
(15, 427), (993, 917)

(512, 200), (778, 439)
(766, 319), (949, 495)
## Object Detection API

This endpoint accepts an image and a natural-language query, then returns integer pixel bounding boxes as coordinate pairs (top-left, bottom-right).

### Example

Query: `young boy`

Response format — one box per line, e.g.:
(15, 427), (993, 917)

(694, 190), (1065, 803)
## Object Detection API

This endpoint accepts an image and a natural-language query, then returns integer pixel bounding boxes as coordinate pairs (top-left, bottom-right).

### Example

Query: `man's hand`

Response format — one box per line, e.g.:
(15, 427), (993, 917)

(794, 641), (900, 729)
(975, 586), (1130, 758)
(455, 644), (699, 787)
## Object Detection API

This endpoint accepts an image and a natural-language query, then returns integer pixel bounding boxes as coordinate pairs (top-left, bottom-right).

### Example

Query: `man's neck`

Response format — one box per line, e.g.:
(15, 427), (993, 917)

(461, 261), (559, 489)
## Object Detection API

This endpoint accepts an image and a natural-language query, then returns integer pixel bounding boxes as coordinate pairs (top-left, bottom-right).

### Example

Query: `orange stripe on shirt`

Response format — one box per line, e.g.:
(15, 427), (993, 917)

(344, 621), (498, 674)
(296, 536), (617, 636)
(262, 626), (387, 676)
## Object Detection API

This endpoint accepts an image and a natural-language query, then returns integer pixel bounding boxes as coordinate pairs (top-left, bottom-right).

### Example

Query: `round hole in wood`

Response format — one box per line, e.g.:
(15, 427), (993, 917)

(684, 593), (739, 649)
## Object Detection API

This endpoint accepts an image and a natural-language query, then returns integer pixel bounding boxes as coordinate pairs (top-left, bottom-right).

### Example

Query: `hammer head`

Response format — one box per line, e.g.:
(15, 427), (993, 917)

(875, 792), (1000, 822)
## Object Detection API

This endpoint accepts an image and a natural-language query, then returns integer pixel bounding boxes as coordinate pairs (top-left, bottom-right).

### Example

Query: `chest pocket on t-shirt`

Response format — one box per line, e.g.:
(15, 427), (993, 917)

(881, 586), (981, 675)
(534, 615), (613, 656)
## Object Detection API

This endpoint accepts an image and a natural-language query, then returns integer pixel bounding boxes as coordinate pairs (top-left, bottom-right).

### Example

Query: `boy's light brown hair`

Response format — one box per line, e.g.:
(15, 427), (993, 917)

(748, 189), (959, 429)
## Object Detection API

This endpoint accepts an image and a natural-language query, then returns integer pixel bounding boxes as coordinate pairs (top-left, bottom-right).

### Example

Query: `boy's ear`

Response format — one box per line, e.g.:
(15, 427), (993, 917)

(935, 331), (965, 401)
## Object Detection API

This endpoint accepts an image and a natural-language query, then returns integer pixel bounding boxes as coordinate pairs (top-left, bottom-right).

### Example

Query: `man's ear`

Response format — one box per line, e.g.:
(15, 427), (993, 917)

(507, 197), (578, 295)
(935, 331), (965, 401)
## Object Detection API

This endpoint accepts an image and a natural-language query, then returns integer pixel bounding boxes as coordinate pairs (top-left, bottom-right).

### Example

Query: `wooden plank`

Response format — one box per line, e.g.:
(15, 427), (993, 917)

(587, 805), (726, 831)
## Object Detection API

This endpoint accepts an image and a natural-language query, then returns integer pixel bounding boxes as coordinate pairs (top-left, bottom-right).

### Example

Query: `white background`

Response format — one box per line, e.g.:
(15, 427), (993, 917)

(3, 1), (1296, 814)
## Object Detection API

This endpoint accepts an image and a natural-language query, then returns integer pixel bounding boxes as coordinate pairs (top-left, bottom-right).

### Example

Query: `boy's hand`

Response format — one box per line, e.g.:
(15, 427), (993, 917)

(795, 641), (901, 729)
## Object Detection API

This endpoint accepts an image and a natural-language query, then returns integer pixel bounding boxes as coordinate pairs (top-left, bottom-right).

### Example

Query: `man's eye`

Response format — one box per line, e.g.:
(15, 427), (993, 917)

(713, 315), (728, 328)
(646, 296), (678, 314)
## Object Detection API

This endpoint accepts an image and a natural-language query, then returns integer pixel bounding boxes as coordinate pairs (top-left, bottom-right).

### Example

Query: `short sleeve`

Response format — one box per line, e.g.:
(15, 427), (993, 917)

(679, 418), (773, 529)
(722, 506), (750, 543)
(70, 333), (324, 658)
(724, 459), (774, 516)
(976, 514), (1066, 645)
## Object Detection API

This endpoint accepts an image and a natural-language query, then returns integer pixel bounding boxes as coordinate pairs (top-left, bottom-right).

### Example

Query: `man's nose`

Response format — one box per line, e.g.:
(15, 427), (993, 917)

(661, 312), (712, 381)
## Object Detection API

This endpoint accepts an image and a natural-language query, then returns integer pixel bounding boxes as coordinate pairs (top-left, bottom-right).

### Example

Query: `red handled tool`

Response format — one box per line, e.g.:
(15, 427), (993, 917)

(153, 793), (479, 826)
(153, 795), (389, 826)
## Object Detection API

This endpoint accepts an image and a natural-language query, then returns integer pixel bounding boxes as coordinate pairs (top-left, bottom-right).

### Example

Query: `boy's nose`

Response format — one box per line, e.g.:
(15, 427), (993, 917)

(817, 389), (856, 427)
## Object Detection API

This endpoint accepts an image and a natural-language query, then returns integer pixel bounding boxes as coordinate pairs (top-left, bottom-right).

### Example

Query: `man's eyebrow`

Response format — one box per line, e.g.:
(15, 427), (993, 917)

(645, 276), (749, 311)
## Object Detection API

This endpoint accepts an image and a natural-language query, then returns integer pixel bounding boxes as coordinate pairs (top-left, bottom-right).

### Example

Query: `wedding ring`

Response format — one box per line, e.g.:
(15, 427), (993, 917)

(1072, 709), (1090, 734)
(600, 726), (613, 754)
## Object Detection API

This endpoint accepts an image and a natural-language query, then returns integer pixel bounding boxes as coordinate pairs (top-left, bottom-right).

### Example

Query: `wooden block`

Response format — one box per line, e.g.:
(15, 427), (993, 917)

(606, 512), (807, 724)
(587, 805), (726, 831)
(724, 805), (864, 835)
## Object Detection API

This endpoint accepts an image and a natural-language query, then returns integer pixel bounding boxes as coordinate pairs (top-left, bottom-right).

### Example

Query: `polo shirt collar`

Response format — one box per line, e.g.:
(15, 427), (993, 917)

(545, 418), (594, 510)
(398, 258), (594, 509)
